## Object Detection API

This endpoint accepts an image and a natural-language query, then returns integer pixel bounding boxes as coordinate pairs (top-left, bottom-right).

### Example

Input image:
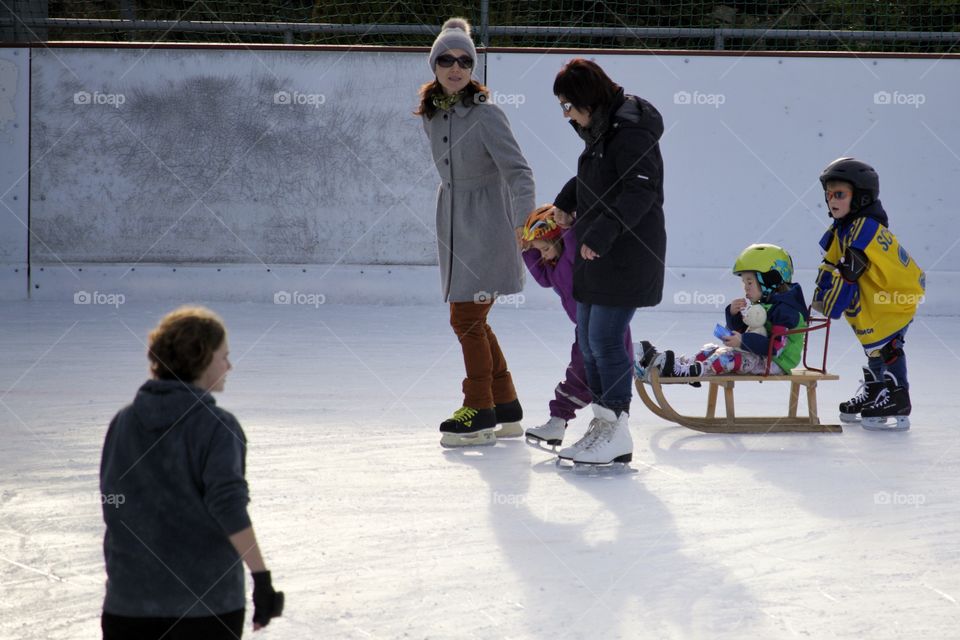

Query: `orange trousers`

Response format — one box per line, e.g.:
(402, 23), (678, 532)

(449, 301), (517, 409)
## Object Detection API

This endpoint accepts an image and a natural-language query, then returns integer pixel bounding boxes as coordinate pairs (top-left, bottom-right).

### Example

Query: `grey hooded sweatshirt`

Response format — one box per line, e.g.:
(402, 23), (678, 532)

(100, 379), (251, 617)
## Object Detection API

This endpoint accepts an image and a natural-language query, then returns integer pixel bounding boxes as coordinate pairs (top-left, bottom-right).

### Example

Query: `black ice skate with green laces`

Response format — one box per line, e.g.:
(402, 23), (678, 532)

(439, 406), (497, 447)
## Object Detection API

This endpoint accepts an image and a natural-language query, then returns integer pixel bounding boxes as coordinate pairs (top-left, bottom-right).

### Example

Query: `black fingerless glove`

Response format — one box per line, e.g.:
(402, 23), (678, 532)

(252, 570), (284, 627)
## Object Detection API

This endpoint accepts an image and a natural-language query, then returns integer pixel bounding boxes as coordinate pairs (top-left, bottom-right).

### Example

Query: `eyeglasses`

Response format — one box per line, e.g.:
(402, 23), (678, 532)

(825, 190), (850, 201)
(559, 101), (573, 114)
(436, 54), (474, 69)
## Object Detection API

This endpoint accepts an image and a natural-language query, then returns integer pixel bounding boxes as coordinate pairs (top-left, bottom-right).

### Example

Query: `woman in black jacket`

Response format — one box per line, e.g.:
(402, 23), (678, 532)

(550, 59), (667, 467)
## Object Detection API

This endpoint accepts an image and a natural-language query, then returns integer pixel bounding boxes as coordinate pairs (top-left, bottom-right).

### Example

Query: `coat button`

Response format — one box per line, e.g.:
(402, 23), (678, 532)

(443, 114), (448, 120)
(444, 159), (449, 164)
(443, 136), (448, 142)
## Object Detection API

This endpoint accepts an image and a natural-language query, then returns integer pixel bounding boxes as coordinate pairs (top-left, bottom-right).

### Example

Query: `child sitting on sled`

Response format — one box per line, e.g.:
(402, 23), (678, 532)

(637, 244), (809, 379)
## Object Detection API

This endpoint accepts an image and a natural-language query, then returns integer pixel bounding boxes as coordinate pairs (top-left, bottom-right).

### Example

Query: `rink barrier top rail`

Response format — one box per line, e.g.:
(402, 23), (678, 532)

(2, 40), (960, 59)
(4, 17), (960, 50)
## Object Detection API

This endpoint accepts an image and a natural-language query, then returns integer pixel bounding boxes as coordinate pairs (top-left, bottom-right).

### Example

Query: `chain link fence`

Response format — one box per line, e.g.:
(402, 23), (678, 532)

(3, 1), (960, 51)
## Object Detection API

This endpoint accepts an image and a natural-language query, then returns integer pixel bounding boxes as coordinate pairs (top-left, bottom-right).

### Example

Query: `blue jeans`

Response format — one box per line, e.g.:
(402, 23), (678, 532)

(866, 324), (910, 390)
(576, 302), (636, 414)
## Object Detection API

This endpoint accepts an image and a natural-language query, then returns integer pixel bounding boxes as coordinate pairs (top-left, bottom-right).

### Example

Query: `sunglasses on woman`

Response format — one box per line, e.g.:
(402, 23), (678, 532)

(436, 54), (474, 69)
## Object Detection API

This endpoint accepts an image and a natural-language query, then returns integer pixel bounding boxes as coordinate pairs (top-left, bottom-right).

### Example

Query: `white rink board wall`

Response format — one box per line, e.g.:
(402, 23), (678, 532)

(29, 48), (444, 265)
(0, 47), (29, 298)
(22, 47), (960, 308)
(489, 52), (960, 274)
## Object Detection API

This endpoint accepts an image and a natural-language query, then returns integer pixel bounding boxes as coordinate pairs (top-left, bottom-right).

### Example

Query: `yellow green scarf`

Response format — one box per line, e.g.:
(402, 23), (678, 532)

(432, 91), (464, 111)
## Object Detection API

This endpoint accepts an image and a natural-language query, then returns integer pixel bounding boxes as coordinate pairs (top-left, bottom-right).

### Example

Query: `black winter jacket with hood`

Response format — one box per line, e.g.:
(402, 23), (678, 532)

(554, 88), (667, 308)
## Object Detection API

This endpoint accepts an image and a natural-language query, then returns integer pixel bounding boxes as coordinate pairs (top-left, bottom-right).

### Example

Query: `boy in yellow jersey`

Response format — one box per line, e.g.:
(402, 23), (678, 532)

(812, 158), (925, 431)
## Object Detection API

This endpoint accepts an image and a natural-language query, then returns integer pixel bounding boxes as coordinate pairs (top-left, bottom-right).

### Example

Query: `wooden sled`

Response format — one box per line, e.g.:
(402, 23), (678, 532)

(636, 313), (842, 434)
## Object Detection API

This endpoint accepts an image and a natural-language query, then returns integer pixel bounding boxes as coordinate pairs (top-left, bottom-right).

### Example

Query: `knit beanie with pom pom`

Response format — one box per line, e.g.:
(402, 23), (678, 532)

(428, 18), (478, 73)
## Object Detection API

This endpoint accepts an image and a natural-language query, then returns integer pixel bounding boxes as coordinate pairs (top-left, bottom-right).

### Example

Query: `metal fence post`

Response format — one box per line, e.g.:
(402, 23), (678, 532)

(120, 0), (136, 20)
(480, 0), (489, 85)
(120, 0), (135, 41)
(480, 0), (489, 47)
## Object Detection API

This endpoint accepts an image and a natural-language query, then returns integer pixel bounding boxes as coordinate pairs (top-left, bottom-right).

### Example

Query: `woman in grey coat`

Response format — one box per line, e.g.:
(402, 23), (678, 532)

(418, 17), (537, 447)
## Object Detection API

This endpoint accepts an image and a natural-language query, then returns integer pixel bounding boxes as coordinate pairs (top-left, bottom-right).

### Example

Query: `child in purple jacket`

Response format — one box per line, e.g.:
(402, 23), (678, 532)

(521, 205), (633, 452)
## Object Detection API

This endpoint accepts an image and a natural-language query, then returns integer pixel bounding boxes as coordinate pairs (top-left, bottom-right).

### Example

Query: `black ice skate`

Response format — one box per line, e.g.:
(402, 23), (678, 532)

(493, 398), (524, 438)
(653, 350), (702, 387)
(440, 406), (497, 447)
(633, 340), (660, 381)
(860, 372), (911, 432)
(839, 366), (883, 424)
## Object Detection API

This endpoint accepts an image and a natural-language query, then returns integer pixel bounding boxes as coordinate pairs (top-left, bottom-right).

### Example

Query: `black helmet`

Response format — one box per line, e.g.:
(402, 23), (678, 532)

(819, 157), (879, 213)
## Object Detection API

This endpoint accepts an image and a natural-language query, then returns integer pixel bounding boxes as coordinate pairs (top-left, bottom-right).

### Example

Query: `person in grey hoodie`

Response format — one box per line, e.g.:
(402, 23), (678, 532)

(99, 306), (282, 639)
(418, 17), (537, 446)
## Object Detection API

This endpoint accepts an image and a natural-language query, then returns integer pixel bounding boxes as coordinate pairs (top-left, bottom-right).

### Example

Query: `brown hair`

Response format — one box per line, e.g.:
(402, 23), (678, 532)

(414, 78), (490, 119)
(148, 306), (226, 383)
(552, 58), (622, 114)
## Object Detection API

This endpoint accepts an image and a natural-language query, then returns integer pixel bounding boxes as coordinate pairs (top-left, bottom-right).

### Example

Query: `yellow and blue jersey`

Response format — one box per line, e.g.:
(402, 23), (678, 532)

(813, 202), (925, 350)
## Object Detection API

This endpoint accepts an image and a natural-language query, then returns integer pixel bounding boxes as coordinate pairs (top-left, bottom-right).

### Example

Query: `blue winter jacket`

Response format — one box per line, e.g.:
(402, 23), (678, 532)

(725, 283), (809, 373)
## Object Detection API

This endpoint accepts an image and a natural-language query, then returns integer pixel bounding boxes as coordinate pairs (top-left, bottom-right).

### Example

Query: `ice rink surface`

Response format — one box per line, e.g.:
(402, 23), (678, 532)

(2, 301), (958, 639)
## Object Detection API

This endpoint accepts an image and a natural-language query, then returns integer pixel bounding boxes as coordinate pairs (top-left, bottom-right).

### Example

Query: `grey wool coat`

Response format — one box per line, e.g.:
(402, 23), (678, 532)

(423, 97), (536, 303)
